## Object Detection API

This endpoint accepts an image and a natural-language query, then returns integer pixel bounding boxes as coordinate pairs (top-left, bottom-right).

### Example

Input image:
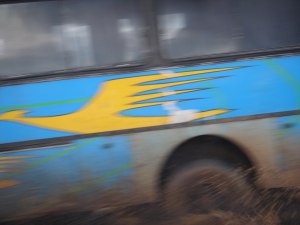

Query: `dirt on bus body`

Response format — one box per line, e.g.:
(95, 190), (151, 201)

(1, 175), (299, 225)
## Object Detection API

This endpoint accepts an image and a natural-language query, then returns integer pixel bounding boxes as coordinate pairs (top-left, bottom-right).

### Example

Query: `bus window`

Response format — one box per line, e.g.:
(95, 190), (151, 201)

(158, 0), (240, 59)
(241, 0), (300, 51)
(0, 1), (65, 77)
(158, 0), (300, 59)
(0, 0), (146, 78)
(61, 0), (146, 68)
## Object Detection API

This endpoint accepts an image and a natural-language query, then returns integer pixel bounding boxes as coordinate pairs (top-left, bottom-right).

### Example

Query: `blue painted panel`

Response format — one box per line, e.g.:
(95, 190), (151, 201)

(0, 55), (300, 143)
(0, 136), (133, 220)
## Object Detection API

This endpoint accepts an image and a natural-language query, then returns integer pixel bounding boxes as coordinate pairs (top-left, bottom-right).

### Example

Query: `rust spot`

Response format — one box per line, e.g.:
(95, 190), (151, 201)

(0, 160), (23, 164)
(0, 180), (18, 188)
(0, 156), (36, 160)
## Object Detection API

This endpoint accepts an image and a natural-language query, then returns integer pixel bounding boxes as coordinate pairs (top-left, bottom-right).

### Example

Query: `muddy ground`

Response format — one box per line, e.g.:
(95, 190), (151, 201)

(1, 190), (299, 225)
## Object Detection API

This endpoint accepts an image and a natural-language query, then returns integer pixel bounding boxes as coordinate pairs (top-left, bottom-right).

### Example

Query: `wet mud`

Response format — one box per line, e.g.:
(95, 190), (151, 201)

(1, 179), (299, 225)
(1, 192), (299, 225)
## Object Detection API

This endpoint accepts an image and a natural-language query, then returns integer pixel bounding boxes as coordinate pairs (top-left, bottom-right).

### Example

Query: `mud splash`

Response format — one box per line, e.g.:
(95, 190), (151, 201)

(1, 197), (298, 225)
(1, 171), (299, 225)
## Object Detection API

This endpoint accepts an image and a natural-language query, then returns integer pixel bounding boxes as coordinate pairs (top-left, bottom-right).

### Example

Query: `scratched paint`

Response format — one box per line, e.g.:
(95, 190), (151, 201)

(160, 70), (198, 123)
(0, 136), (133, 220)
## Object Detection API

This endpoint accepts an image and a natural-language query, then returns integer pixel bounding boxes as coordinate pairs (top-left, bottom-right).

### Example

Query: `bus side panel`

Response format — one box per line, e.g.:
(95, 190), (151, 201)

(0, 55), (300, 144)
(0, 136), (134, 221)
(0, 54), (299, 219)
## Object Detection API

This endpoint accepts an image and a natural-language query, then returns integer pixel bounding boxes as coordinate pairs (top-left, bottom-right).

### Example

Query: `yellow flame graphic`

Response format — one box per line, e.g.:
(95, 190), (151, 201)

(0, 67), (236, 134)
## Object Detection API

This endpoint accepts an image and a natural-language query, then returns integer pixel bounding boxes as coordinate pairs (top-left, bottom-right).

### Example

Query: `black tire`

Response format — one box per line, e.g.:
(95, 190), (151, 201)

(163, 159), (256, 216)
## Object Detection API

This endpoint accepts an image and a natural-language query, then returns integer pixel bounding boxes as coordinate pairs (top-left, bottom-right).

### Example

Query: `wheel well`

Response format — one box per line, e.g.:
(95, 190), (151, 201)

(159, 135), (256, 190)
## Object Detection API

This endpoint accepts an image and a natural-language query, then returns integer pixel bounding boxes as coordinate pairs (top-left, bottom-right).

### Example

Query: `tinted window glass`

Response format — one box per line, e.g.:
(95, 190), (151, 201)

(0, 0), (146, 77)
(62, 0), (146, 68)
(158, 0), (300, 59)
(0, 2), (65, 77)
(241, 0), (300, 51)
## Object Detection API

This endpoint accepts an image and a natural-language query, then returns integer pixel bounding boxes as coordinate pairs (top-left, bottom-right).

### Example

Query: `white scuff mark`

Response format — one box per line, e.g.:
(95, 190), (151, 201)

(202, 114), (216, 121)
(159, 70), (176, 77)
(162, 89), (176, 96)
(159, 69), (197, 123)
(163, 101), (197, 124)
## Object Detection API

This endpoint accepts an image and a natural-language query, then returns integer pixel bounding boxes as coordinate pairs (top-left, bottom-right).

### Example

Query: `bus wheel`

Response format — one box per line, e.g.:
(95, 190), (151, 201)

(163, 160), (256, 215)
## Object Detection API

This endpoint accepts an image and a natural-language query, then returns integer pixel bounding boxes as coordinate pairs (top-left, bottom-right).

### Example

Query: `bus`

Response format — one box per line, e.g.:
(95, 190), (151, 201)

(0, 0), (300, 221)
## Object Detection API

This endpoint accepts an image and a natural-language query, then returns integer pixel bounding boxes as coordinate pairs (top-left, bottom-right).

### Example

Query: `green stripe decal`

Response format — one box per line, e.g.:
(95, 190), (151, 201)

(264, 59), (300, 106)
(0, 98), (90, 111)
(0, 138), (96, 181)
(264, 59), (300, 137)
(26, 138), (96, 169)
